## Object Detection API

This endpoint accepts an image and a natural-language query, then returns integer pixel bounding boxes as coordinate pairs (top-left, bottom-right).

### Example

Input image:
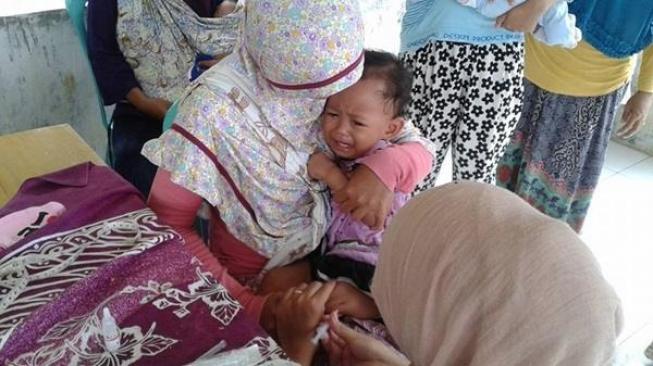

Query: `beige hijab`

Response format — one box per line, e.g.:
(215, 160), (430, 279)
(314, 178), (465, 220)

(371, 182), (622, 366)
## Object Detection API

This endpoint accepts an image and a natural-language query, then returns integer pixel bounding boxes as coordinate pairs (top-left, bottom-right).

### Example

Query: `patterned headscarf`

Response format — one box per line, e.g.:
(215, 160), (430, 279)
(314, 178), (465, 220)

(116, 0), (241, 101)
(244, 1), (364, 99)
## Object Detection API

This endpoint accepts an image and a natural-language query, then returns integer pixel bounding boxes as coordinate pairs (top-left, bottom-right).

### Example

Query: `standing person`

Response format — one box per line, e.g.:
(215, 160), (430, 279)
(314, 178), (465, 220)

(275, 182), (622, 366)
(496, 0), (653, 232)
(143, 0), (434, 334)
(87, 0), (239, 196)
(400, 0), (556, 188)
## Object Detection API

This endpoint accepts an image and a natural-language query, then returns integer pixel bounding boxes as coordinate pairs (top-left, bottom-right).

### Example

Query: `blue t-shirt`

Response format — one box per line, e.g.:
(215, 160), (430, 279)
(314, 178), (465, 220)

(570, 0), (653, 58)
(400, 0), (523, 53)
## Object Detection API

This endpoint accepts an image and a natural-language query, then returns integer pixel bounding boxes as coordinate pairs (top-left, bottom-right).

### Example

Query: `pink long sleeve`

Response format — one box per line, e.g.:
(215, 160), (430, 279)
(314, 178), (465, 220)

(147, 169), (266, 320)
(359, 142), (433, 193)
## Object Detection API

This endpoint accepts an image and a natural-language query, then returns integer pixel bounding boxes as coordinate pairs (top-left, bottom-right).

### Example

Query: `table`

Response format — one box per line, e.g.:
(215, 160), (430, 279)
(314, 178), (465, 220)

(0, 124), (105, 206)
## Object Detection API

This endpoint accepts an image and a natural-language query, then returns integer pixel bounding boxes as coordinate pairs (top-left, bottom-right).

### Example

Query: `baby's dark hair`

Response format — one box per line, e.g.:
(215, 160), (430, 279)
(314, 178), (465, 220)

(361, 49), (413, 118)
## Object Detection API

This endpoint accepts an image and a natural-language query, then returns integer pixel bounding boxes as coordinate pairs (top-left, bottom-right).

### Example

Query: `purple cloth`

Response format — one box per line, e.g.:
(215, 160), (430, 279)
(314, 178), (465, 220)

(325, 143), (410, 266)
(0, 163), (284, 365)
(86, 0), (216, 105)
(0, 162), (144, 257)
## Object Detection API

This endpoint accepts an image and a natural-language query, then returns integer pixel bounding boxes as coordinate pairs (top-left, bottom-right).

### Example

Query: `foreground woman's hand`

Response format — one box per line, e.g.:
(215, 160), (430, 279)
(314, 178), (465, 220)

(276, 282), (336, 366)
(322, 312), (410, 366)
(333, 165), (393, 230)
(617, 91), (653, 139)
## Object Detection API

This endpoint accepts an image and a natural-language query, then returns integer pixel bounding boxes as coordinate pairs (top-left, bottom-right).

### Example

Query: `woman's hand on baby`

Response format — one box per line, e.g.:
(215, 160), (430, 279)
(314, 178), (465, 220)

(617, 91), (653, 139)
(308, 152), (336, 181)
(275, 281), (336, 366)
(495, 0), (556, 33)
(333, 165), (393, 230)
(325, 282), (380, 319)
(322, 312), (410, 366)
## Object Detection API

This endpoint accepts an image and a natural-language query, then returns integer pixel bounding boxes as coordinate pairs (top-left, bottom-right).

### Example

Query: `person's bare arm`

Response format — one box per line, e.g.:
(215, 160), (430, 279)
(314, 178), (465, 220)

(617, 91), (653, 139)
(325, 282), (380, 319)
(126, 87), (171, 121)
(617, 47), (653, 138)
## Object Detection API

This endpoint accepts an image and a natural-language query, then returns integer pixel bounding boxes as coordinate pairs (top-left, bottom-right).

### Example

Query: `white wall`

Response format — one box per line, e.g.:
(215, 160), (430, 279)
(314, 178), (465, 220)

(0, 9), (107, 157)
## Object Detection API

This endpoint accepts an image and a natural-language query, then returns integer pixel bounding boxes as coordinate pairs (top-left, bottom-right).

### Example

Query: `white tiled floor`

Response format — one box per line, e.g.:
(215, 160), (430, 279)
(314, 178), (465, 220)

(433, 141), (653, 365)
(587, 141), (653, 365)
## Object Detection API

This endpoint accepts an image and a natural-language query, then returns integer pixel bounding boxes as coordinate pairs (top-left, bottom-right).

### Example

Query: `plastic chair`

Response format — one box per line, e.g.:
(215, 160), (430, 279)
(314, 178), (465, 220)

(65, 0), (113, 164)
(162, 100), (179, 132)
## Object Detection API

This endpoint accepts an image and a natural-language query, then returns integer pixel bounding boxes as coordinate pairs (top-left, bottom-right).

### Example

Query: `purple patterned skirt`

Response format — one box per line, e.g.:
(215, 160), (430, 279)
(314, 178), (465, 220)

(496, 80), (626, 231)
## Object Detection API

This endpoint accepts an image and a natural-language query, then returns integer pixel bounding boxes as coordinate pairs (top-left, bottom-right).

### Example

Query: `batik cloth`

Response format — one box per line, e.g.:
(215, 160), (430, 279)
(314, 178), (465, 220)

(496, 79), (626, 231)
(0, 163), (287, 365)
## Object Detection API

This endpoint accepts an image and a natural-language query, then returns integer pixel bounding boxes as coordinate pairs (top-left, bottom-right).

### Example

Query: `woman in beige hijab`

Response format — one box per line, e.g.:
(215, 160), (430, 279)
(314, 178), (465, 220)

(320, 182), (622, 366)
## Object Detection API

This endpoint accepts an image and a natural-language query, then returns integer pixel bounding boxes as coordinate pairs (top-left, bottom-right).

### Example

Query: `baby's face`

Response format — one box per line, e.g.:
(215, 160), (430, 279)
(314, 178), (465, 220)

(322, 78), (402, 160)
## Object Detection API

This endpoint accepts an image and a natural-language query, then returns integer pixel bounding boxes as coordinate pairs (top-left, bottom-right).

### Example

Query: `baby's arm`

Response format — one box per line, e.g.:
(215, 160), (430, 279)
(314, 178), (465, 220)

(325, 282), (380, 319)
(308, 152), (349, 191)
(535, 1), (580, 48)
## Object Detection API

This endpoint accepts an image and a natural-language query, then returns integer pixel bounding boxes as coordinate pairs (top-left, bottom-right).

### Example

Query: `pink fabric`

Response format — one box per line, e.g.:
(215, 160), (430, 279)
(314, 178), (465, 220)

(0, 201), (66, 249)
(326, 141), (415, 265)
(360, 142), (433, 193)
(209, 217), (269, 281)
(148, 169), (266, 320)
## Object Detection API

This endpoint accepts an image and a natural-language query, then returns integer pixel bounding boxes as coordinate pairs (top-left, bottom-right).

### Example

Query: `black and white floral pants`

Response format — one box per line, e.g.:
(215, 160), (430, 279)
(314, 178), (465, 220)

(402, 40), (524, 189)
